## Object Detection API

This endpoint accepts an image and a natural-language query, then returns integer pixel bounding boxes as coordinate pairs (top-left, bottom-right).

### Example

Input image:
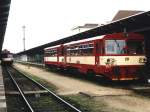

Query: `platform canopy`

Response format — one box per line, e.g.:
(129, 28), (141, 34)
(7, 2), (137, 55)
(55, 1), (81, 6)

(17, 11), (150, 55)
(0, 0), (11, 51)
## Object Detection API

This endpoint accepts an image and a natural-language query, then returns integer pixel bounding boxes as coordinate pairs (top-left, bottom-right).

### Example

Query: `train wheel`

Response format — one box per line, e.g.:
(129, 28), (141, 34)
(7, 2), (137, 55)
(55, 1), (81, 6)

(87, 70), (95, 79)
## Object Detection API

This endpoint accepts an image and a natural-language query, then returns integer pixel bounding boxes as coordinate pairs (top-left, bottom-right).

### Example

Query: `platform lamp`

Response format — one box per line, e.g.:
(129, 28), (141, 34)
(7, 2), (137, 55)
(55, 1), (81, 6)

(22, 25), (26, 51)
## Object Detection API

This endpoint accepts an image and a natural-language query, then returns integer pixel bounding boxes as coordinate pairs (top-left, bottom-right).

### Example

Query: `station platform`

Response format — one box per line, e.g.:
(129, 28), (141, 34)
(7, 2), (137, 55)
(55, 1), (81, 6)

(0, 66), (7, 112)
(16, 61), (44, 68)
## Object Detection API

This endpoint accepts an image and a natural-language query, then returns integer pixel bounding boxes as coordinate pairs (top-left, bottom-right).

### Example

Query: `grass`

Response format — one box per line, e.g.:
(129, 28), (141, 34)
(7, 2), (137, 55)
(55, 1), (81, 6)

(14, 65), (57, 92)
(62, 94), (131, 112)
(6, 95), (29, 112)
(62, 94), (106, 112)
(28, 95), (70, 112)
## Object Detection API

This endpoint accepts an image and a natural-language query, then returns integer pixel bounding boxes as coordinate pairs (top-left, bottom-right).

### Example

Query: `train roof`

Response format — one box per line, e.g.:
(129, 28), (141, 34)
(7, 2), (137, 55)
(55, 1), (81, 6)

(1, 49), (10, 54)
(44, 35), (105, 50)
(44, 45), (61, 50)
(64, 35), (104, 46)
(44, 32), (144, 50)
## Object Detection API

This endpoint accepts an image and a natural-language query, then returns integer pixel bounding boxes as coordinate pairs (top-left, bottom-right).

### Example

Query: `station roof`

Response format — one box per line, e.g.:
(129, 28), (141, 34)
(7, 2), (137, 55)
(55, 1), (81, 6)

(112, 10), (143, 21)
(0, 0), (11, 51)
(72, 24), (100, 30)
(17, 11), (150, 55)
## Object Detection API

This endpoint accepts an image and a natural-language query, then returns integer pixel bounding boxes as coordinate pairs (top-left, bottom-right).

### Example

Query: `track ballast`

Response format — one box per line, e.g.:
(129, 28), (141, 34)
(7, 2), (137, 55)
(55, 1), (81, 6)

(3, 66), (82, 112)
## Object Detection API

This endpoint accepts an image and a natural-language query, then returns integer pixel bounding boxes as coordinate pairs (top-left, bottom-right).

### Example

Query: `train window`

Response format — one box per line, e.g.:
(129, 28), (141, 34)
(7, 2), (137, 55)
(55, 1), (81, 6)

(127, 40), (144, 54)
(1, 54), (8, 58)
(78, 43), (94, 56)
(89, 43), (94, 48)
(8, 54), (13, 58)
(105, 40), (126, 54)
(1, 53), (13, 58)
(85, 47), (93, 55)
(45, 49), (57, 56)
(67, 46), (78, 56)
(67, 43), (94, 56)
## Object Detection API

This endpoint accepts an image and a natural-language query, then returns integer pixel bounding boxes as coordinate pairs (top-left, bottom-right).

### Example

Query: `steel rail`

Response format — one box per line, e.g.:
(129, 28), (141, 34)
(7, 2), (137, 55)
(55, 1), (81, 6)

(6, 68), (34, 112)
(13, 67), (82, 112)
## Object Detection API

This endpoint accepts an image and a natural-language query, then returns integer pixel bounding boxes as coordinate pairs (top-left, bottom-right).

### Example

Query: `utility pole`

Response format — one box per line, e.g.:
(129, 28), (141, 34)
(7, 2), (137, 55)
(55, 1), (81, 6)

(22, 25), (26, 51)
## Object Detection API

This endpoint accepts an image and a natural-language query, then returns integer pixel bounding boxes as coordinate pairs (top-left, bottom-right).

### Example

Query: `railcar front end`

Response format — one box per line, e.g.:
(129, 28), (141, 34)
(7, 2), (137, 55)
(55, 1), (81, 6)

(1, 50), (13, 65)
(100, 33), (146, 80)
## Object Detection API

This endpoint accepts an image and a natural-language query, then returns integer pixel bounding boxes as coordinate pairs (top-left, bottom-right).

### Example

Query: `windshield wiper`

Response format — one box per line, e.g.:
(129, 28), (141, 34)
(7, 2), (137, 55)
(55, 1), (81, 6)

(114, 40), (121, 51)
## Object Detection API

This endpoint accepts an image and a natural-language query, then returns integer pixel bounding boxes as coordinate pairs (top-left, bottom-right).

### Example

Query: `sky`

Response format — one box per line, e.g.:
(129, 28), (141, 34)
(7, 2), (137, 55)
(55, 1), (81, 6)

(3, 0), (150, 53)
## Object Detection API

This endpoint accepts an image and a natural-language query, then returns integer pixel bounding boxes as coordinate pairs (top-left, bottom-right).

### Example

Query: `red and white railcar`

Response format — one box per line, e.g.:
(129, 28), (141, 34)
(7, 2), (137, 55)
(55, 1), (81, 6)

(44, 33), (146, 80)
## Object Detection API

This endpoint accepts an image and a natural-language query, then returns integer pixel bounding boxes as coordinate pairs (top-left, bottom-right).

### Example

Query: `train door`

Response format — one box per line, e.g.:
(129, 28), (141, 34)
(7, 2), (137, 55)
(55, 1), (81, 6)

(62, 46), (66, 64)
(59, 45), (66, 64)
(95, 40), (103, 66)
(57, 47), (59, 63)
(95, 41), (100, 66)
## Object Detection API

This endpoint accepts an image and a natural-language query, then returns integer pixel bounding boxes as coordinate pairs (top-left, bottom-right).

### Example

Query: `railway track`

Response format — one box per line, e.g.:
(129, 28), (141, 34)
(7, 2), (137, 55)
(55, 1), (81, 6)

(3, 66), (82, 112)
(127, 82), (150, 95)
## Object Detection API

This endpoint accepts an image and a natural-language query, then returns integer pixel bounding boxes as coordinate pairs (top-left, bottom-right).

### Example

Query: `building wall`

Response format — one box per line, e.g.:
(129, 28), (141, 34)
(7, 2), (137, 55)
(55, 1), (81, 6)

(15, 54), (28, 62)
(15, 54), (44, 63)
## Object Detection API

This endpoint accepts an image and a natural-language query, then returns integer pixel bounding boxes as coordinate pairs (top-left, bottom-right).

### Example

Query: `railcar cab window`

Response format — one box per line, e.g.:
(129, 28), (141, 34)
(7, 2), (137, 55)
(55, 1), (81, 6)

(1, 53), (8, 58)
(45, 48), (57, 56)
(127, 40), (144, 55)
(8, 54), (13, 58)
(105, 40), (126, 54)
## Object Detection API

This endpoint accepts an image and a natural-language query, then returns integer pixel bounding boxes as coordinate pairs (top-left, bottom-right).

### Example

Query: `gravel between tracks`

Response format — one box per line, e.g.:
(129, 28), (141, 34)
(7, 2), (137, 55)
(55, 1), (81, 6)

(14, 63), (150, 112)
